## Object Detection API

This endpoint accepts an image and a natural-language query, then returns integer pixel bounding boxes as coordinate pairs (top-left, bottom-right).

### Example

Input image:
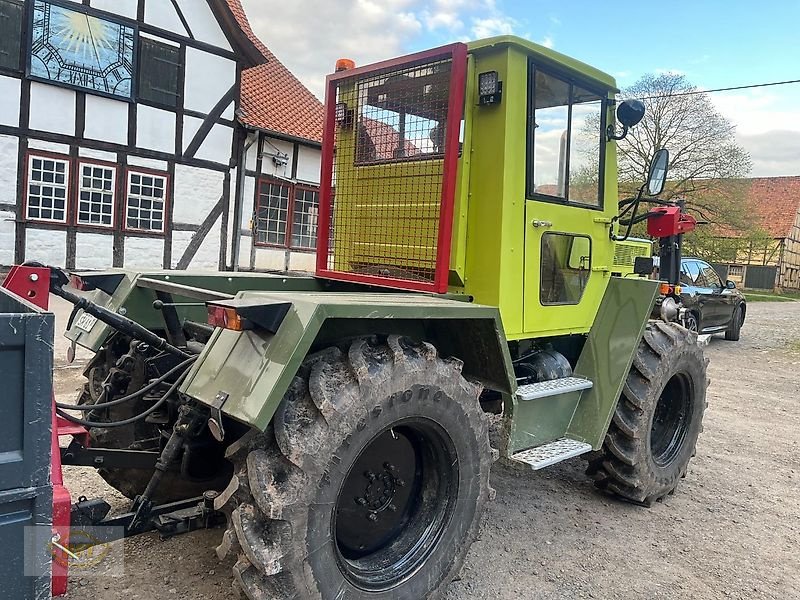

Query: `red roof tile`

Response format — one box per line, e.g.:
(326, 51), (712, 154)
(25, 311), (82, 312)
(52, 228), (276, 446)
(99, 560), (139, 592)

(225, 0), (324, 144)
(713, 176), (800, 239)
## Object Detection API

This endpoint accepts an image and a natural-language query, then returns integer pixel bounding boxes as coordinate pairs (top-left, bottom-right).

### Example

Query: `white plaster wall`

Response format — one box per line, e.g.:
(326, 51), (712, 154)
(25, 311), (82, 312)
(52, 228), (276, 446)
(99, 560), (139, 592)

(184, 48), (237, 115)
(124, 236), (165, 269)
(91, 0), (137, 19)
(289, 251), (316, 273)
(84, 95), (128, 146)
(79, 148), (117, 162)
(296, 145), (322, 184)
(254, 247), (287, 271)
(143, 0), (189, 36)
(173, 164), (224, 225)
(75, 232), (114, 270)
(137, 105), (176, 155)
(28, 140), (70, 155)
(127, 156), (168, 172)
(26, 229), (67, 267)
(171, 218), (221, 270)
(0, 76), (21, 127)
(238, 235), (252, 269)
(196, 124), (233, 166)
(245, 138), (258, 171)
(0, 211), (15, 266)
(29, 83), (76, 136)
(261, 138), (294, 180)
(182, 115), (203, 153)
(0, 136), (19, 207)
(176, 0), (232, 49)
(242, 175), (256, 228)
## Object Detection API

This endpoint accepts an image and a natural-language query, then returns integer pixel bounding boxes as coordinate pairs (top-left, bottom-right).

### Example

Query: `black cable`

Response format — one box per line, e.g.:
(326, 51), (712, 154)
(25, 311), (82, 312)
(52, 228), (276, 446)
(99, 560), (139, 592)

(56, 370), (190, 429)
(635, 78), (800, 100)
(55, 357), (196, 412)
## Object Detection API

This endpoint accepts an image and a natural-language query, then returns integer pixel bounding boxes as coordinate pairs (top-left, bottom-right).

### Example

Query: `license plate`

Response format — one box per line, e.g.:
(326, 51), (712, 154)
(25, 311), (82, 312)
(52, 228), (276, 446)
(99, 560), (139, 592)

(75, 312), (98, 333)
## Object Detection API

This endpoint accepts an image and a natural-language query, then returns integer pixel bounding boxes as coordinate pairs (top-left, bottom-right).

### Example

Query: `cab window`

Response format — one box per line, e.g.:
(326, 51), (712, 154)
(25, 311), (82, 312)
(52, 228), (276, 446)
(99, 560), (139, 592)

(699, 262), (723, 289)
(541, 233), (591, 305)
(526, 65), (606, 208)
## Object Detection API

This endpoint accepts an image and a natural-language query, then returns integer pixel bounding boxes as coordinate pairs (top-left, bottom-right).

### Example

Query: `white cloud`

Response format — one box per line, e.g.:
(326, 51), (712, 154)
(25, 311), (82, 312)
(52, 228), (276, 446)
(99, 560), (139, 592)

(537, 36), (554, 49)
(471, 15), (516, 38)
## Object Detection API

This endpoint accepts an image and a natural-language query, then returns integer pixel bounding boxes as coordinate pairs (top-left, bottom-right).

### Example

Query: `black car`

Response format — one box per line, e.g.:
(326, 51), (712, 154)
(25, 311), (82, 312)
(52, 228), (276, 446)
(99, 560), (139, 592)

(679, 258), (746, 340)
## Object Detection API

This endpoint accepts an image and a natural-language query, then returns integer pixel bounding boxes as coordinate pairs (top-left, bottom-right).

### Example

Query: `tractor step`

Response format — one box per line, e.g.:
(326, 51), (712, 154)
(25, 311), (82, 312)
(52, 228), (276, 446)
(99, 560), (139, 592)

(516, 377), (593, 401)
(510, 437), (593, 470)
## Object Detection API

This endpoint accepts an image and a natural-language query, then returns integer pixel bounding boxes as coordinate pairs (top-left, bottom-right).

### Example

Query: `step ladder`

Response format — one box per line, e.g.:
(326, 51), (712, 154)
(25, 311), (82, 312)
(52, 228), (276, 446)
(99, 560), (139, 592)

(509, 377), (594, 470)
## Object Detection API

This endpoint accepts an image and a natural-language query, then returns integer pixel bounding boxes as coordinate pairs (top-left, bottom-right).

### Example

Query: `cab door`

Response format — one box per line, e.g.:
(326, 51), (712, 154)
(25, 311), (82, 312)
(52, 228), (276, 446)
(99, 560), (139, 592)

(522, 66), (612, 336)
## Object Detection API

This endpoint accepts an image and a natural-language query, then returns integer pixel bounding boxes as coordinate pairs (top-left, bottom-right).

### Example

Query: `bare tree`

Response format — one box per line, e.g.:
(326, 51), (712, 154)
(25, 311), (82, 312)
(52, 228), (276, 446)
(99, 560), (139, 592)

(616, 73), (752, 230)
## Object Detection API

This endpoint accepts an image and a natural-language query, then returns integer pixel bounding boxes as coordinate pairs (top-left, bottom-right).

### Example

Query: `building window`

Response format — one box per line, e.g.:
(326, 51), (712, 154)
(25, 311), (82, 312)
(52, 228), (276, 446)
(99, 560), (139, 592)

(27, 154), (69, 223)
(126, 171), (167, 233)
(77, 163), (116, 227)
(138, 37), (181, 107)
(255, 179), (321, 250)
(291, 187), (320, 250)
(0, 0), (23, 72)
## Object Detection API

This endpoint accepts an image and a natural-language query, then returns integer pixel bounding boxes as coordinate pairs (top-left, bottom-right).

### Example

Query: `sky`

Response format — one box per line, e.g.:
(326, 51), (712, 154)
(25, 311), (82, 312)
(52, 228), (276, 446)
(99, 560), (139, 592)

(240, 0), (800, 178)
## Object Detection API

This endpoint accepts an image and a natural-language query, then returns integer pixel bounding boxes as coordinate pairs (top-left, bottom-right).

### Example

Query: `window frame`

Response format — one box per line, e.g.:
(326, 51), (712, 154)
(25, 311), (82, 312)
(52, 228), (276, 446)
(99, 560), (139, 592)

(525, 61), (608, 211)
(136, 36), (182, 110)
(539, 232), (593, 306)
(123, 167), (170, 236)
(24, 151), (71, 224)
(0, 0), (24, 75)
(75, 159), (118, 230)
(253, 177), (321, 252)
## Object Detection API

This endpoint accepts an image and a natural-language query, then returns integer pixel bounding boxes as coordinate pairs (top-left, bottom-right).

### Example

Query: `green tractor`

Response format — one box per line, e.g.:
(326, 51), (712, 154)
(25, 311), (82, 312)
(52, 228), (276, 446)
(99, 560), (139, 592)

(51, 35), (706, 599)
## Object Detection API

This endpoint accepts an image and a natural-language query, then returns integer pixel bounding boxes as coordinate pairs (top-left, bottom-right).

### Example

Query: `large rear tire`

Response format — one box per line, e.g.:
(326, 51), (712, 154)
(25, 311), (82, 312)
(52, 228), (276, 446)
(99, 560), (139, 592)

(217, 336), (493, 599)
(586, 321), (708, 506)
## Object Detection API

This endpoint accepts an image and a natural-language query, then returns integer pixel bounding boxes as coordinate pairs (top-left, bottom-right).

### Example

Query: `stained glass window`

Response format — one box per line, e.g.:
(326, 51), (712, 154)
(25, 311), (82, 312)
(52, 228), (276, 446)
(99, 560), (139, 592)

(27, 155), (69, 223)
(29, 0), (136, 100)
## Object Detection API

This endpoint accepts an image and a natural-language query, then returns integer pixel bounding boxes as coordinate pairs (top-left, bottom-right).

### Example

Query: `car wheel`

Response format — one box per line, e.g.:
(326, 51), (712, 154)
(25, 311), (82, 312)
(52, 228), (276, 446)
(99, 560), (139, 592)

(725, 306), (743, 341)
(684, 312), (700, 333)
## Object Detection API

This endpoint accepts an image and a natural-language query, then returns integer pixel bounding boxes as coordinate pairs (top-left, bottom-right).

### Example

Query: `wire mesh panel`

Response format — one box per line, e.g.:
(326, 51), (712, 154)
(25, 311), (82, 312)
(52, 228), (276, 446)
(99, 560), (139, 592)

(317, 44), (467, 293)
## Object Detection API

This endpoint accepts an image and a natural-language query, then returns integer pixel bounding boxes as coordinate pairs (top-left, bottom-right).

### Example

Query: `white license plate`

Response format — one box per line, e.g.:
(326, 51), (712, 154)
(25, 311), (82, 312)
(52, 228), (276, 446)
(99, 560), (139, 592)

(75, 312), (98, 333)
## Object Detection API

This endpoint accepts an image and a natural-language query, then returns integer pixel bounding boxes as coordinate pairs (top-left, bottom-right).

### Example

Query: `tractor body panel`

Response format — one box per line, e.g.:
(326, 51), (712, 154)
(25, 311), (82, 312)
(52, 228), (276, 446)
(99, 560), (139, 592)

(181, 291), (513, 430)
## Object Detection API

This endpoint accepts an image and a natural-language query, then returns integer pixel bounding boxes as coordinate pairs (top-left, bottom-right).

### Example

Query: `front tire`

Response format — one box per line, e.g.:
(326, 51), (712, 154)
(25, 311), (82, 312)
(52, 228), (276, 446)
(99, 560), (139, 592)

(725, 306), (743, 341)
(218, 336), (493, 599)
(587, 321), (708, 506)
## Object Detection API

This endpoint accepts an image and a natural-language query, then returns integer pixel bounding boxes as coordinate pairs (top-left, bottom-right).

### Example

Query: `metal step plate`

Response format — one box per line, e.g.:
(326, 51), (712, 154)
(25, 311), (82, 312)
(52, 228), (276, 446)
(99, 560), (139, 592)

(510, 438), (593, 470)
(516, 377), (593, 402)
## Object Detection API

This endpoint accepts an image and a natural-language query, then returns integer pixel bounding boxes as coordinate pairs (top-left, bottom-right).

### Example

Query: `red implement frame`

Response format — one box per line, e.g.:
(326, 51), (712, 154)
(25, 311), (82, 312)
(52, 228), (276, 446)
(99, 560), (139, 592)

(2, 265), (81, 597)
(316, 43), (468, 293)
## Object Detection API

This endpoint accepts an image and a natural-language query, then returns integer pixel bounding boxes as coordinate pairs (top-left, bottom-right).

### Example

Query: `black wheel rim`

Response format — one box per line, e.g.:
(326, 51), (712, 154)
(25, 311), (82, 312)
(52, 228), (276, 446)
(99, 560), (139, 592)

(650, 373), (694, 468)
(333, 417), (458, 592)
(685, 314), (698, 332)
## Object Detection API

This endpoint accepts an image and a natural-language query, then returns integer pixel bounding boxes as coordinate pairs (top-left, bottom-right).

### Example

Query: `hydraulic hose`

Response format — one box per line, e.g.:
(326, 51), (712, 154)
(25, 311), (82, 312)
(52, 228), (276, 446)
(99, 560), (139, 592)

(55, 357), (196, 412)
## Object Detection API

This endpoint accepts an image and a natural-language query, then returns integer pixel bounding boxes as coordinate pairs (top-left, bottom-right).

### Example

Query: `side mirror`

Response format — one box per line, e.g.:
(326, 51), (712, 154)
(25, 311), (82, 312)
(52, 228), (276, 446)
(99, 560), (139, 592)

(607, 99), (645, 141)
(726, 280), (736, 290)
(647, 149), (669, 196)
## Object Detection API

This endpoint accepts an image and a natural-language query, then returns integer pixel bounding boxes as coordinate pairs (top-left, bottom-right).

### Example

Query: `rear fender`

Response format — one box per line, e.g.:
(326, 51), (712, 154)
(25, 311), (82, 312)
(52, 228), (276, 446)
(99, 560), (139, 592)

(181, 291), (514, 431)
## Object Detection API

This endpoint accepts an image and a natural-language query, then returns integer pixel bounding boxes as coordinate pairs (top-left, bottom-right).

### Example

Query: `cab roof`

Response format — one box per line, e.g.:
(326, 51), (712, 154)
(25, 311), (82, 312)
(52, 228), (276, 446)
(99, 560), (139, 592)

(468, 35), (618, 93)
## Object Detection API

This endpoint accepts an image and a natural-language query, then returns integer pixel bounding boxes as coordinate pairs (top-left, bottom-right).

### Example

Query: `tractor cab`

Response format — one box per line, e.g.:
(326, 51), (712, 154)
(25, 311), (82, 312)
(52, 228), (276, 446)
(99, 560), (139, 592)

(316, 36), (648, 339)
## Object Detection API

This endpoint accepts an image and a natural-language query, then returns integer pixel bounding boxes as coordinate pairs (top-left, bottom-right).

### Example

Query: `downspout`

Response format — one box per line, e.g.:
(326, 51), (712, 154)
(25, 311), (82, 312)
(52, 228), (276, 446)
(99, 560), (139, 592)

(232, 126), (257, 271)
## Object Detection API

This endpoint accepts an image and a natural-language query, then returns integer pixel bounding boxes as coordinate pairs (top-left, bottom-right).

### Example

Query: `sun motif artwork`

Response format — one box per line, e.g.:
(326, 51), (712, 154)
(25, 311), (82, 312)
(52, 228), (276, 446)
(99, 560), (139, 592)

(29, 0), (136, 100)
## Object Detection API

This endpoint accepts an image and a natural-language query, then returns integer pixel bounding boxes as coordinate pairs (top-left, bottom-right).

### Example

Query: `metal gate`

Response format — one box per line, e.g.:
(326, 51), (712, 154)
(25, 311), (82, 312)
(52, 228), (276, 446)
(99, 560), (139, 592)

(744, 265), (777, 290)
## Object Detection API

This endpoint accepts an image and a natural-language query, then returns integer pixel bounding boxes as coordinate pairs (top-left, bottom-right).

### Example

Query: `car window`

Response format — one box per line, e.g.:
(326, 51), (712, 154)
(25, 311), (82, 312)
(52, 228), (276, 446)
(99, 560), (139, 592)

(683, 261), (702, 286)
(699, 263), (722, 288)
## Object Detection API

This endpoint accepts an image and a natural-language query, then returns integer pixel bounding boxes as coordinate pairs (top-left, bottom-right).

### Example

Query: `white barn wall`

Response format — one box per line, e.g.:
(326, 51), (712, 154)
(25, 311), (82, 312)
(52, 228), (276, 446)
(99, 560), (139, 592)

(260, 138), (294, 179)
(173, 165), (225, 225)
(75, 233), (114, 270)
(84, 96), (128, 145)
(0, 76), (21, 127)
(127, 156), (169, 172)
(137, 105), (176, 155)
(124, 237), (165, 269)
(175, 0), (232, 49)
(29, 83), (76, 135)
(296, 145), (322, 184)
(0, 212), (15, 265)
(0, 136), (19, 206)
(28, 139), (70, 155)
(91, 0), (137, 19)
(79, 148), (117, 163)
(26, 229), (67, 267)
(143, 0), (189, 36)
(184, 48), (237, 114)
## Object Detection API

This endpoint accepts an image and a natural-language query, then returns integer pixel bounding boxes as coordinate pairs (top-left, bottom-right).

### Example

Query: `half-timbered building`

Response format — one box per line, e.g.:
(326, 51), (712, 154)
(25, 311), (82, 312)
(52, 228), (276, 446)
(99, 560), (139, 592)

(0, 0), (324, 272)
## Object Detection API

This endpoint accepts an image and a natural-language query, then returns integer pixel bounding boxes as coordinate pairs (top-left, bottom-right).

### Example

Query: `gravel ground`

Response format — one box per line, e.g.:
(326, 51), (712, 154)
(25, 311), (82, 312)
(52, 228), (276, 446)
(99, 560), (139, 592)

(51, 298), (800, 600)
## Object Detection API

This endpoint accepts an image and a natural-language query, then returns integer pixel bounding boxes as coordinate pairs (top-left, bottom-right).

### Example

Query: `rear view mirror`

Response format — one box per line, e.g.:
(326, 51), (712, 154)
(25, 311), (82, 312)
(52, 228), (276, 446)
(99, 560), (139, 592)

(647, 149), (669, 196)
(726, 280), (736, 290)
(617, 99), (646, 128)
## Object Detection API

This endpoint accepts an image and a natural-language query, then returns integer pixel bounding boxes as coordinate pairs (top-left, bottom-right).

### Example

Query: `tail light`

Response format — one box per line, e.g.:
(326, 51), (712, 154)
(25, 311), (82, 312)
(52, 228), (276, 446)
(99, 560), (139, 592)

(659, 283), (682, 296)
(207, 305), (247, 331)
